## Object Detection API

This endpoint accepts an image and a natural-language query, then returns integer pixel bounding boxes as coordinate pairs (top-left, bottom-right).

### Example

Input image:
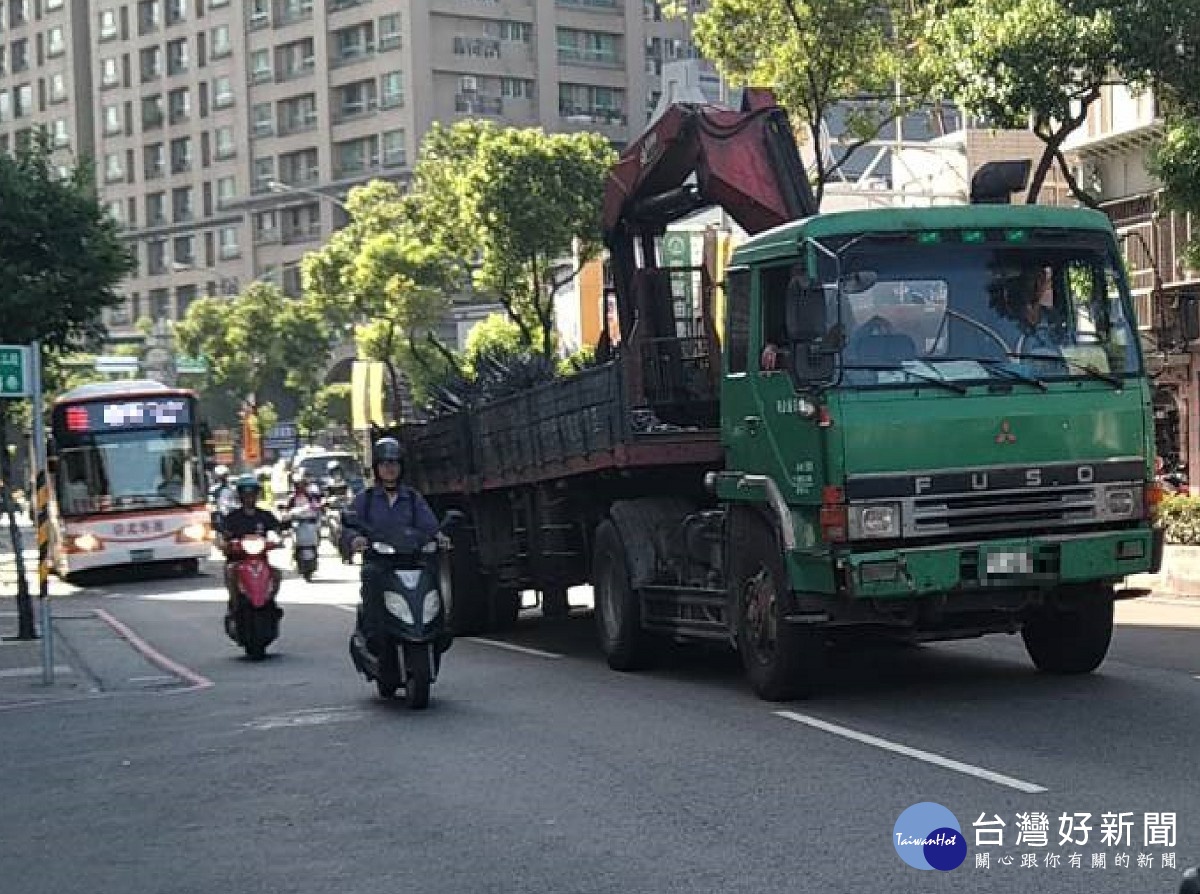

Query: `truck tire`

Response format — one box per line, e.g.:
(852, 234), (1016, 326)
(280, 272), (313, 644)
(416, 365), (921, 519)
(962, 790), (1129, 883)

(592, 519), (655, 671)
(1021, 596), (1113, 674)
(731, 515), (826, 701)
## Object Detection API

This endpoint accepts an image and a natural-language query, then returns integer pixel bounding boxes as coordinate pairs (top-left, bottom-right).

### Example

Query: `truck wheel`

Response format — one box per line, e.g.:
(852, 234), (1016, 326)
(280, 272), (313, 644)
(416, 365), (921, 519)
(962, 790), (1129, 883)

(731, 517), (825, 701)
(592, 520), (654, 671)
(1022, 596), (1114, 674)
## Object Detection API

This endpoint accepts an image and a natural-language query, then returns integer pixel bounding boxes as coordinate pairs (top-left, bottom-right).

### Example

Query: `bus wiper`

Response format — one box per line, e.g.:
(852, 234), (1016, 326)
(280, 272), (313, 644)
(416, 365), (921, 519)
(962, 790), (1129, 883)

(840, 363), (968, 395)
(1006, 353), (1123, 389)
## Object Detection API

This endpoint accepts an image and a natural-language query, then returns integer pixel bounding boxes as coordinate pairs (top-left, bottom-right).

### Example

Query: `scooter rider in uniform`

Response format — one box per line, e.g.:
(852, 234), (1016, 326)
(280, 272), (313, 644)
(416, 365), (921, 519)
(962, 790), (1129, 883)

(219, 474), (285, 618)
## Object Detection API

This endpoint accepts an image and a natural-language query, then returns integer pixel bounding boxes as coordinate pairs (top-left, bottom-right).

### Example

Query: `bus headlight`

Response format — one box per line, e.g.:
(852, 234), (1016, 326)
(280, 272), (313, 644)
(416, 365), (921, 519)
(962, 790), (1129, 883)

(179, 523), (208, 542)
(848, 503), (901, 540)
(73, 533), (101, 552)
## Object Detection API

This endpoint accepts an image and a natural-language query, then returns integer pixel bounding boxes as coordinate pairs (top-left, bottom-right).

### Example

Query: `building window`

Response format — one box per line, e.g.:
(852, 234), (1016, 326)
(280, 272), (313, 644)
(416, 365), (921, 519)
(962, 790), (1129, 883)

(140, 46), (162, 82)
(167, 38), (188, 75)
(170, 136), (192, 173)
(45, 0), (64, 9)
(102, 56), (121, 88)
(103, 103), (122, 135)
(173, 235), (195, 266)
(249, 0), (269, 26)
(381, 129), (406, 167)
(46, 26), (65, 57)
(218, 226), (239, 259)
(165, 0), (186, 25)
(378, 14), (402, 50)
(216, 175), (237, 209)
(380, 71), (404, 109)
(14, 84), (32, 118)
(211, 25), (231, 58)
(214, 126), (235, 159)
(250, 49), (272, 83)
(103, 152), (124, 184)
(252, 102), (273, 136)
(212, 76), (234, 109)
(146, 191), (166, 226)
(168, 87), (190, 124)
(99, 8), (119, 41)
(104, 200), (124, 223)
(337, 80), (376, 119)
(500, 78), (533, 98)
(149, 286), (170, 318)
(172, 186), (194, 223)
(144, 144), (166, 180)
(49, 73), (68, 103)
(142, 94), (165, 129)
(253, 157), (274, 192)
(176, 285), (198, 320)
(50, 118), (69, 148)
(138, 0), (160, 35)
(497, 21), (532, 42)
(10, 39), (28, 73)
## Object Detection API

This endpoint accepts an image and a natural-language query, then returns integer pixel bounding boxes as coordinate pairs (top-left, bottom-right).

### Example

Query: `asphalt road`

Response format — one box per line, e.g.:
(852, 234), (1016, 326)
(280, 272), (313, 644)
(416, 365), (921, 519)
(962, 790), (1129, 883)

(0, 546), (1196, 894)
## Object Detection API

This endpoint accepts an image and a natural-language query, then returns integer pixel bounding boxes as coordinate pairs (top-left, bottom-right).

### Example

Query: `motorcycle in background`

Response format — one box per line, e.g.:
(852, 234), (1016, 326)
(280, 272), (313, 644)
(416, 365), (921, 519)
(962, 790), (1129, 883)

(285, 484), (324, 581)
(345, 509), (462, 709)
(224, 533), (284, 660)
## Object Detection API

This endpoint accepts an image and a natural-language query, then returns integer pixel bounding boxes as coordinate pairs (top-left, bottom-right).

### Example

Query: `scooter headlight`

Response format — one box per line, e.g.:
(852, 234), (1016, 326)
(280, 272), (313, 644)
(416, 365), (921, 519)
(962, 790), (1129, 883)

(241, 537), (265, 556)
(422, 590), (442, 622)
(383, 591), (414, 624)
(372, 542), (396, 555)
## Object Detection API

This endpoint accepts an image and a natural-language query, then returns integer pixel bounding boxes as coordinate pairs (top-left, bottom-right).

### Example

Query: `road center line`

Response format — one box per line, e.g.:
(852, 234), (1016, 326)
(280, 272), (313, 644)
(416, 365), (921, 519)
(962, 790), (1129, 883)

(774, 710), (1047, 794)
(465, 637), (563, 660)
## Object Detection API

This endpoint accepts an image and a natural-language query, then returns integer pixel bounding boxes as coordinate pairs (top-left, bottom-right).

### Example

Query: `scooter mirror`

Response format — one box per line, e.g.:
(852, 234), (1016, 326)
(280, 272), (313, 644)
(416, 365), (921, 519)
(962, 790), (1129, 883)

(441, 509), (465, 530)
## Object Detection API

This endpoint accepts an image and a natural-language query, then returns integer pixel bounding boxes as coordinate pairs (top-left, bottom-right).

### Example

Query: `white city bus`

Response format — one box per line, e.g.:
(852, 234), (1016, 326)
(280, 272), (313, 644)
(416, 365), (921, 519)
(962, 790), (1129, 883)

(48, 380), (211, 578)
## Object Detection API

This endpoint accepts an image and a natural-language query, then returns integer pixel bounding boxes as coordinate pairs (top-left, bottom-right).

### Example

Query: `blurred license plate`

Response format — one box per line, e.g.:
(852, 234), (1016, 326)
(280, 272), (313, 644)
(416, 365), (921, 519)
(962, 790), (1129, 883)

(130, 548), (154, 562)
(299, 548), (316, 558)
(986, 551), (1032, 575)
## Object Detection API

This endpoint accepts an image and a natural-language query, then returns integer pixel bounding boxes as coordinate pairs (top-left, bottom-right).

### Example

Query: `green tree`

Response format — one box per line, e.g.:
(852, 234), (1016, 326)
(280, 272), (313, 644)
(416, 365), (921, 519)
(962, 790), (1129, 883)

(175, 282), (332, 434)
(303, 180), (456, 422)
(1150, 118), (1200, 270)
(923, 0), (1116, 205)
(0, 134), (135, 638)
(462, 313), (531, 374)
(686, 0), (938, 205)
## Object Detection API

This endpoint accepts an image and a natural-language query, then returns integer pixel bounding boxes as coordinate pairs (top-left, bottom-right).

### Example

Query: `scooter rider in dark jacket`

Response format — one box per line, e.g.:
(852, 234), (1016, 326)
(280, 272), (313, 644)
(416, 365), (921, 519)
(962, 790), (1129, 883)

(341, 437), (439, 555)
(219, 474), (284, 616)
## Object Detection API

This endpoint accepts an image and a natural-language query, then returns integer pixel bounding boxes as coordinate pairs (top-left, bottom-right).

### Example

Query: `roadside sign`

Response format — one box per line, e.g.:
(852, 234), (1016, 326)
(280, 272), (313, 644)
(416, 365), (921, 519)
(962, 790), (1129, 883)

(176, 356), (208, 375)
(265, 422), (299, 452)
(0, 345), (31, 397)
(94, 355), (140, 374)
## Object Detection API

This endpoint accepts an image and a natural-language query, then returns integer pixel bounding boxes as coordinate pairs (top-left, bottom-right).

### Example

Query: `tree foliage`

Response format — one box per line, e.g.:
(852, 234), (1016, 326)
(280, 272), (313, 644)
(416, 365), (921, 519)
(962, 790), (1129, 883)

(175, 282), (331, 428)
(923, 0), (1116, 205)
(0, 135), (135, 352)
(1151, 118), (1200, 269)
(687, 0), (937, 205)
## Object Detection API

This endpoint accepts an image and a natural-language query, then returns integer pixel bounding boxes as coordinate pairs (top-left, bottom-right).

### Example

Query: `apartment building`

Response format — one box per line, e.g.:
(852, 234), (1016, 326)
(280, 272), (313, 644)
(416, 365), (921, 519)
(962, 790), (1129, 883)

(1064, 84), (1200, 480)
(0, 0), (93, 178)
(1, 0), (710, 344)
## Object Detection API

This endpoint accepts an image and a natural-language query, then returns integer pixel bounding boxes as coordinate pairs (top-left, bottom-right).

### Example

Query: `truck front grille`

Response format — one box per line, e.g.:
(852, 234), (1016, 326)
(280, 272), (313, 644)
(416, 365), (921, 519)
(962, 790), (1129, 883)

(907, 485), (1098, 537)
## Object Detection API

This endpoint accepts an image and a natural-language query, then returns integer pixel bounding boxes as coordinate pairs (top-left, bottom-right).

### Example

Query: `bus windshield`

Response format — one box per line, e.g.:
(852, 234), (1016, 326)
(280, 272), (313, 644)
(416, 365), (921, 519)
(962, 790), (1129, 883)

(792, 237), (1142, 388)
(56, 427), (205, 516)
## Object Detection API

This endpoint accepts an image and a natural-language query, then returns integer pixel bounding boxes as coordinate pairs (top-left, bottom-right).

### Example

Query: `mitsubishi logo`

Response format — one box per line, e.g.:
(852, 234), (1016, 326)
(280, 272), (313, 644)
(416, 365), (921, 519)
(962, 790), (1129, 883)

(995, 419), (1017, 444)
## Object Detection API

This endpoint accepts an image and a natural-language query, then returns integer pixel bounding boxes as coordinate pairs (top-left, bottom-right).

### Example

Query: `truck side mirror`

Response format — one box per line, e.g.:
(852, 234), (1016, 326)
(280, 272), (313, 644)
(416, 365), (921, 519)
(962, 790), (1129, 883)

(784, 275), (826, 342)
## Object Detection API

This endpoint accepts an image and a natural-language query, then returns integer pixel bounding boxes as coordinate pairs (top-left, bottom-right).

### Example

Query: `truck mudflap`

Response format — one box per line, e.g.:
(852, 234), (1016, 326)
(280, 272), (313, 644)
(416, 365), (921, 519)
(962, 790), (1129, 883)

(835, 528), (1157, 600)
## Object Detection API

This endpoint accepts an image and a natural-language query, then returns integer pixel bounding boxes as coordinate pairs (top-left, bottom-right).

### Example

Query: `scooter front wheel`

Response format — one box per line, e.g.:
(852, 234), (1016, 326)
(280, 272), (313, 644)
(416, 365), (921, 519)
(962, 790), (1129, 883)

(404, 644), (432, 710)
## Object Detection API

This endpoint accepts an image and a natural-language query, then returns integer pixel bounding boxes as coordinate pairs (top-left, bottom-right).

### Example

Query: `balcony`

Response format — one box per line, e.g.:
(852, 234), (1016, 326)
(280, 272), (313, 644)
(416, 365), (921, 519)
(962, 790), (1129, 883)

(282, 221), (322, 245)
(254, 226), (281, 245)
(278, 112), (319, 136)
(452, 36), (501, 59)
(455, 94), (502, 116)
(168, 108), (190, 125)
(559, 106), (627, 127)
(143, 110), (165, 130)
(278, 167), (321, 187)
(278, 2), (314, 26)
(276, 58), (316, 82)
(557, 47), (623, 67)
(334, 99), (378, 123)
(332, 43), (375, 68)
(333, 156), (379, 180)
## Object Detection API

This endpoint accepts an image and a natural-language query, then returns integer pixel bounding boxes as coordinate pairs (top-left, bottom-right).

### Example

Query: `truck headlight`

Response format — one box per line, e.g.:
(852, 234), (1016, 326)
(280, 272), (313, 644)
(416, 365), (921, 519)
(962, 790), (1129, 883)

(849, 503), (901, 539)
(422, 591), (442, 622)
(383, 591), (415, 624)
(1103, 486), (1139, 519)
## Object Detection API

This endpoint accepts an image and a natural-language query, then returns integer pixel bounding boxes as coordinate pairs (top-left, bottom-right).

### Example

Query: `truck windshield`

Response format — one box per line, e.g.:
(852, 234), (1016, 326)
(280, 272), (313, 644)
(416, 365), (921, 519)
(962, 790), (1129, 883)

(825, 238), (1141, 388)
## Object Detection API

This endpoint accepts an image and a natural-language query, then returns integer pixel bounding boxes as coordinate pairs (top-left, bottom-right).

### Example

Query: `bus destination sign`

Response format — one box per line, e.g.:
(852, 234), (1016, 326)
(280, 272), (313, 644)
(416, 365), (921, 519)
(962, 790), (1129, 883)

(63, 398), (192, 433)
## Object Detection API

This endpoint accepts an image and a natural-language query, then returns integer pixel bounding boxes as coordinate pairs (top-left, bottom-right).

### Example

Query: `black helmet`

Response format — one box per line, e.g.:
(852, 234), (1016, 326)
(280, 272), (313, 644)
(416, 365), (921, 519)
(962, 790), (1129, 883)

(235, 473), (260, 496)
(371, 437), (403, 475)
